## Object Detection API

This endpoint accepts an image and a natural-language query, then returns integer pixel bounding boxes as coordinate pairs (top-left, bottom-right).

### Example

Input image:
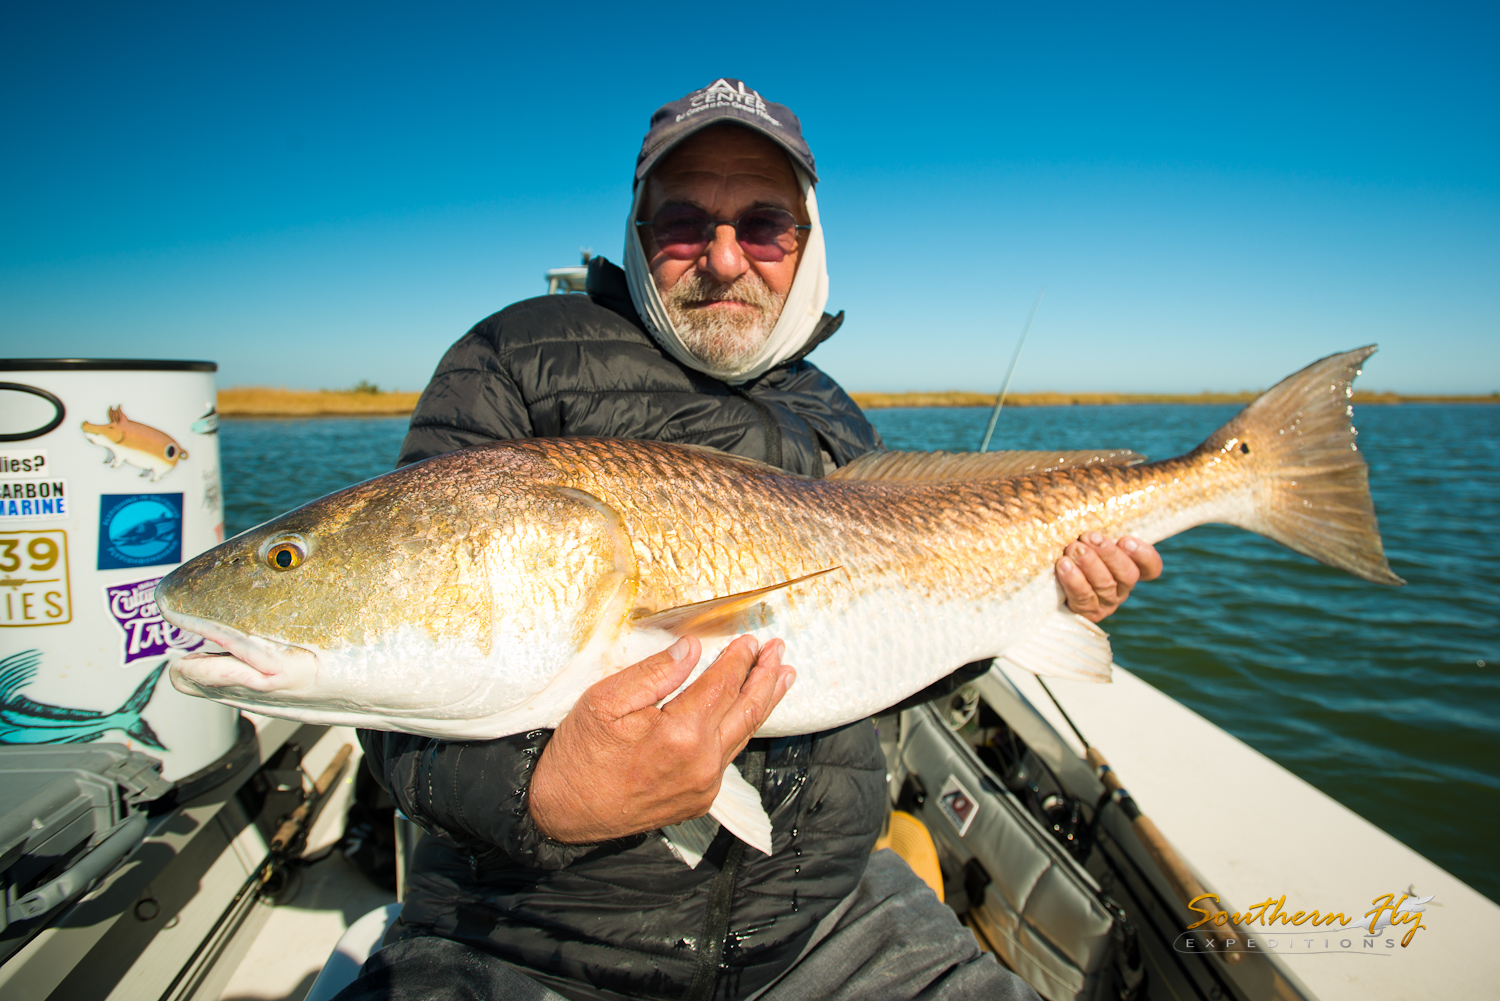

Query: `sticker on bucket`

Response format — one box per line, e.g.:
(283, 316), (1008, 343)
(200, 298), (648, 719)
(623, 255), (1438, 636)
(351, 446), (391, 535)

(0, 384), (66, 443)
(103, 574), (206, 666)
(0, 450), (51, 477)
(0, 649), (167, 749)
(937, 773), (979, 837)
(0, 449), (68, 522)
(0, 529), (71, 626)
(0, 479), (69, 522)
(98, 493), (182, 570)
(81, 406), (189, 481)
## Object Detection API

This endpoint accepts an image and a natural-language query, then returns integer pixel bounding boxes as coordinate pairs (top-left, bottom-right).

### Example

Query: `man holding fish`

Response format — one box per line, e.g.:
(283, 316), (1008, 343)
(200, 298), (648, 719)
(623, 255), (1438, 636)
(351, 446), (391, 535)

(335, 79), (1160, 1000)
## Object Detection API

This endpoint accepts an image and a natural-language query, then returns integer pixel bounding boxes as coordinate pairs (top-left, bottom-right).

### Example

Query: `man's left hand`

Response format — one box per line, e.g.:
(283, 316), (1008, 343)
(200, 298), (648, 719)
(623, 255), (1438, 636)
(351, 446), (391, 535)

(1056, 532), (1162, 622)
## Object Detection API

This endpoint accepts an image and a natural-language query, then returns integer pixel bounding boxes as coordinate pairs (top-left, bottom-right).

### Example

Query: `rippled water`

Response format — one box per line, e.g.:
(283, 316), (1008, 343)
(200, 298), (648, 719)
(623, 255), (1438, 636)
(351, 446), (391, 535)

(220, 404), (1499, 902)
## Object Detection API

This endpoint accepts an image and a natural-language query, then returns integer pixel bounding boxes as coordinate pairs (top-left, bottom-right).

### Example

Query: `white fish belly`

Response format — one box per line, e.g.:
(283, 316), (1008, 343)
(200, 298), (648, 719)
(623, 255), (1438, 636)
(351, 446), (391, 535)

(720, 570), (1060, 737)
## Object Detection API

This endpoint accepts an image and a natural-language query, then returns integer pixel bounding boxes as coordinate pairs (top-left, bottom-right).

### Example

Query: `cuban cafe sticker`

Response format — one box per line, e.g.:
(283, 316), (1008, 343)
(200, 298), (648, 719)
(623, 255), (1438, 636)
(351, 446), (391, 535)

(103, 574), (205, 665)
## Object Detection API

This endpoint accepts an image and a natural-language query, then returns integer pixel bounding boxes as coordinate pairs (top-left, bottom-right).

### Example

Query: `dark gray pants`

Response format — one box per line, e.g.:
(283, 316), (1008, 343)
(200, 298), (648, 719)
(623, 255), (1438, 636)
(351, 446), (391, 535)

(333, 850), (1037, 1001)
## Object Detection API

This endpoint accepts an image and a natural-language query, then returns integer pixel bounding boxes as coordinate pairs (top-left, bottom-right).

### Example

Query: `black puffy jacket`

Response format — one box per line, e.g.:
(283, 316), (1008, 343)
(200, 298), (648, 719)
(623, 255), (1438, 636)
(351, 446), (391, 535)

(362, 258), (891, 1001)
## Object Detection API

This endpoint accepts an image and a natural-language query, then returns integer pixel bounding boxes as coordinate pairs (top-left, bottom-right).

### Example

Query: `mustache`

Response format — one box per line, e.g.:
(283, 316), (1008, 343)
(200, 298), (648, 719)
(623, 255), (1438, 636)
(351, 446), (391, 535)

(664, 271), (781, 310)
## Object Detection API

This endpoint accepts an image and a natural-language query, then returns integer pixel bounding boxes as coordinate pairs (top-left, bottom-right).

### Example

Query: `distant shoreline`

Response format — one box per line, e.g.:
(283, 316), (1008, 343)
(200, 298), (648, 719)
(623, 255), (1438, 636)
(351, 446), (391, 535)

(216, 385), (1498, 416)
(848, 390), (1500, 409)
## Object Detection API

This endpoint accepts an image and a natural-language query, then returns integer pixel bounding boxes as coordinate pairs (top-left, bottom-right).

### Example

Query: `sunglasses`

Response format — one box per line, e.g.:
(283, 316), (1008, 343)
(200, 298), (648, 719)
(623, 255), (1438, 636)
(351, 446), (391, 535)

(636, 205), (811, 262)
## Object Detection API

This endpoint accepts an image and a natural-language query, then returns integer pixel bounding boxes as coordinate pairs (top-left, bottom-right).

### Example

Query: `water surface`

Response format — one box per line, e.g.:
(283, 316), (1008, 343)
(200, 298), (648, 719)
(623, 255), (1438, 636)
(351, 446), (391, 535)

(220, 404), (1499, 902)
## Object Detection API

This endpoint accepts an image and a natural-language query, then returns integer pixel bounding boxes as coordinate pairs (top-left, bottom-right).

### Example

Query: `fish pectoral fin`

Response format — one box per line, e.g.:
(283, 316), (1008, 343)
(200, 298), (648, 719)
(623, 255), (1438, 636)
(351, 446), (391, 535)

(633, 567), (841, 637)
(709, 763), (773, 856)
(999, 607), (1115, 683)
(660, 815), (720, 868)
(823, 448), (1147, 483)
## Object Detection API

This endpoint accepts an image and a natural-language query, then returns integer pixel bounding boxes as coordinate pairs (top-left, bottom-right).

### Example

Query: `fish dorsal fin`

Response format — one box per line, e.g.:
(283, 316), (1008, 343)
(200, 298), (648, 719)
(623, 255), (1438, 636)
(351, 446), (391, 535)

(632, 567), (841, 637)
(824, 449), (1147, 483)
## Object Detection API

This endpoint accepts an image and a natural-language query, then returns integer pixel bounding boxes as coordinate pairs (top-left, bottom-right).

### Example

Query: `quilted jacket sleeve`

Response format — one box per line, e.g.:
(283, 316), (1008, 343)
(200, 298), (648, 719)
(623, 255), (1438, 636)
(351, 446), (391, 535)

(358, 728), (603, 870)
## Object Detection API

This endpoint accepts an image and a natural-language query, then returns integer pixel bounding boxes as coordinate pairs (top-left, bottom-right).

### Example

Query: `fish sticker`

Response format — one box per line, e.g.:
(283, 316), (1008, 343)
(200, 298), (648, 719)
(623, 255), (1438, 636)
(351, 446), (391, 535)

(190, 406), (219, 436)
(0, 650), (166, 749)
(81, 406), (189, 481)
(97, 494), (182, 570)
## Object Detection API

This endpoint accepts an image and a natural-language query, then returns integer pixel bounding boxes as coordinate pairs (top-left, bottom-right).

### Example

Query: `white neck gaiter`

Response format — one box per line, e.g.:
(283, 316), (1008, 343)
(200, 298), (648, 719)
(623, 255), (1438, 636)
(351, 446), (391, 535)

(623, 167), (829, 385)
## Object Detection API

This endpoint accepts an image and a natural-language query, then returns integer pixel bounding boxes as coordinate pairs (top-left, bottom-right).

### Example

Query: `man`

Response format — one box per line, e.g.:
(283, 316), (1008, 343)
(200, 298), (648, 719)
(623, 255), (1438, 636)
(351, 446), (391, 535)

(344, 79), (1161, 1001)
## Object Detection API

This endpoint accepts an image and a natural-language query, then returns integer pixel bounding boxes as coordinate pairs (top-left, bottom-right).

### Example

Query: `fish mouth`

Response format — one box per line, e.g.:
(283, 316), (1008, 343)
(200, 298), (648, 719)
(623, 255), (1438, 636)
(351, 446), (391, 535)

(164, 610), (320, 699)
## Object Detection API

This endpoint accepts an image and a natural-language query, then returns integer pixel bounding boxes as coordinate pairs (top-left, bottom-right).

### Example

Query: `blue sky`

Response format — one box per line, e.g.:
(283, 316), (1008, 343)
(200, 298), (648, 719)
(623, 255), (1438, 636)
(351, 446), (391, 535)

(2, 2), (1494, 394)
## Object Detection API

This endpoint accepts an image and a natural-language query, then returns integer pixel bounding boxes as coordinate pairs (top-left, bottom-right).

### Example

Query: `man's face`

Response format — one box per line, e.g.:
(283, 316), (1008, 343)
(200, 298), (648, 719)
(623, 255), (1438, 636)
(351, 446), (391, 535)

(639, 124), (808, 371)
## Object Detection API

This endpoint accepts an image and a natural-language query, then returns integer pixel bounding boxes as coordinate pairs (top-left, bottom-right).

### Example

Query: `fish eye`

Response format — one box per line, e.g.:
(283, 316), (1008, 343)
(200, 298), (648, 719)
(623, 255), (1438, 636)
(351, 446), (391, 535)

(165, 445), (177, 458)
(266, 540), (306, 571)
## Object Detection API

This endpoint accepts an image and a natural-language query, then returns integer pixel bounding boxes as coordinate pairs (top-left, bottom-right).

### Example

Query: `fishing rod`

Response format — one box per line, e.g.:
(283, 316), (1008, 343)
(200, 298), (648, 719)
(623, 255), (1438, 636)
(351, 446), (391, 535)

(978, 287), (1045, 453)
(1033, 677), (1243, 963)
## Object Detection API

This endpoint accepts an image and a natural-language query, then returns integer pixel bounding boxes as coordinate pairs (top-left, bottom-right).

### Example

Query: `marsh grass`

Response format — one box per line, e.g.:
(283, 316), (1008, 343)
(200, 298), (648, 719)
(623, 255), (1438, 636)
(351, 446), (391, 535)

(216, 386), (1496, 416)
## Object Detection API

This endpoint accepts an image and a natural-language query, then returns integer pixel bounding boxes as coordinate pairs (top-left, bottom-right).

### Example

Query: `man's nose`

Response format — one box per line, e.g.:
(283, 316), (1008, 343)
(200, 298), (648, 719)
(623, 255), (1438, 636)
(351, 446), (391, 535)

(699, 222), (749, 283)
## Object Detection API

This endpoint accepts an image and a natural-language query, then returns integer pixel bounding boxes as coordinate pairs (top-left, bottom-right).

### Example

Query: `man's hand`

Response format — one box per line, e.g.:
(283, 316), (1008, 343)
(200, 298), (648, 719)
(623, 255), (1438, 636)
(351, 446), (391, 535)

(529, 635), (795, 844)
(1056, 532), (1163, 623)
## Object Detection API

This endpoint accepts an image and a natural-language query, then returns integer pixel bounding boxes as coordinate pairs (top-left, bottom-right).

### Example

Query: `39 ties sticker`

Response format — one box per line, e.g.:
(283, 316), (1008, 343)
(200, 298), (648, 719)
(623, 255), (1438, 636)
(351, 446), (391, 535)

(0, 530), (71, 627)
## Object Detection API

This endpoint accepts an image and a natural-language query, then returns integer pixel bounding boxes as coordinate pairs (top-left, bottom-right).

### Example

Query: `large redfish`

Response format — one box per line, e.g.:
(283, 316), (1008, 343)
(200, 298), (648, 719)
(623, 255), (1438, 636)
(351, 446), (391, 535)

(157, 347), (1400, 852)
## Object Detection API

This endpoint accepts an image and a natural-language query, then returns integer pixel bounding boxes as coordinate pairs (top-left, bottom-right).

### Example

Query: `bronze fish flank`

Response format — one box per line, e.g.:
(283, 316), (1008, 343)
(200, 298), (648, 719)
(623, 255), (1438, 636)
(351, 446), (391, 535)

(158, 346), (1400, 853)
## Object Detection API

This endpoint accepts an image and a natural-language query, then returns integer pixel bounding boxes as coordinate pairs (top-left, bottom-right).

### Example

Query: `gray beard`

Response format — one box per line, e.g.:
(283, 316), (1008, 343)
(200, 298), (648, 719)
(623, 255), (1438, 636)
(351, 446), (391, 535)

(660, 271), (786, 373)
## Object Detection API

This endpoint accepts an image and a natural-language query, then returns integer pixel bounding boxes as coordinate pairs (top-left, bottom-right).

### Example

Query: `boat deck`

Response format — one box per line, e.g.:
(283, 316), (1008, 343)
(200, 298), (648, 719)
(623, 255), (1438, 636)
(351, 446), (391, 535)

(215, 726), (394, 1001)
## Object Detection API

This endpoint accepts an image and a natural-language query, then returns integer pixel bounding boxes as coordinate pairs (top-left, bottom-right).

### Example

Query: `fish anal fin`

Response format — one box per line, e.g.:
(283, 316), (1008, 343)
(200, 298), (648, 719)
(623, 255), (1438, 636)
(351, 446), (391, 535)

(999, 607), (1115, 684)
(709, 763), (773, 856)
(633, 567), (841, 637)
(660, 815), (719, 868)
(825, 449), (1148, 483)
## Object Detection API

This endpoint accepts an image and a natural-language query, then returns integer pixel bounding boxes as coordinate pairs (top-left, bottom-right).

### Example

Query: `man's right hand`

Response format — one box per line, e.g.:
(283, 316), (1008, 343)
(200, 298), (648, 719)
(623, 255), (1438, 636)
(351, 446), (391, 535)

(528, 635), (796, 844)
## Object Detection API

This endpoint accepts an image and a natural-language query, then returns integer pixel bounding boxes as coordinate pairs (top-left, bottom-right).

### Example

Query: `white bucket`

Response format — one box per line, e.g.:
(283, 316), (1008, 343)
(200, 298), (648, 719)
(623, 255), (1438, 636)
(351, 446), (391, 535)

(0, 360), (239, 782)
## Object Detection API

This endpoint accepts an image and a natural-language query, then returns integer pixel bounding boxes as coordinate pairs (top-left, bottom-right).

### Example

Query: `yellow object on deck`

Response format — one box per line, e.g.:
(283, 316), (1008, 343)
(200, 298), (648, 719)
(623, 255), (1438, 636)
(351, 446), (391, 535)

(873, 810), (944, 902)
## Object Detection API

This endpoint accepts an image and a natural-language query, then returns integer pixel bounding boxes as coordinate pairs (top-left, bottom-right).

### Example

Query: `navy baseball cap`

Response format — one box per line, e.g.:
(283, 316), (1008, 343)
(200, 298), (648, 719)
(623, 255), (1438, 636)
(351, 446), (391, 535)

(635, 78), (817, 188)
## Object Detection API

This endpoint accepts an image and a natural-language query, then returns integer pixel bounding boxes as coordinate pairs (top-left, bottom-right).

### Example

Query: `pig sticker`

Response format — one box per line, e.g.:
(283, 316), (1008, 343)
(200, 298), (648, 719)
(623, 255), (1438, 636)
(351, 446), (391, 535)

(81, 406), (189, 481)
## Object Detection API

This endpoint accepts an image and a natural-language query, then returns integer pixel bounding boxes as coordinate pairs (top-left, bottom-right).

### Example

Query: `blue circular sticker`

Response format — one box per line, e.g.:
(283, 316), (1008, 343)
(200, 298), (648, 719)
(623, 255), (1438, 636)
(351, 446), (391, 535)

(98, 493), (183, 570)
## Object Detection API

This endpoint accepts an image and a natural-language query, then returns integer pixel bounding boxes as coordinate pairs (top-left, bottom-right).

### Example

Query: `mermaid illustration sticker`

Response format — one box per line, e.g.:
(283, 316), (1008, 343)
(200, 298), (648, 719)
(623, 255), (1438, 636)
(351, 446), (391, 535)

(81, 406), (189, 481)
(0, 649), (166, 749)
(97, 494), (182, 570)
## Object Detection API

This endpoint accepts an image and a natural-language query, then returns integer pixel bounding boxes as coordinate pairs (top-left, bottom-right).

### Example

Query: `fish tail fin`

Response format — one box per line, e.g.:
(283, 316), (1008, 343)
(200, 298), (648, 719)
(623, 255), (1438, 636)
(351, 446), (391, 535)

(125, 717), (166, 751)
(1202, 345), (1403, 585)
(118, 661), (168, 750)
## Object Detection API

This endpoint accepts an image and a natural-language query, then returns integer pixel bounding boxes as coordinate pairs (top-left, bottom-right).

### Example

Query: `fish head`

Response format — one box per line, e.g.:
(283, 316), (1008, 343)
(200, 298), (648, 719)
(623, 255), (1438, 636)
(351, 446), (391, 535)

(157, 445), (636, 733)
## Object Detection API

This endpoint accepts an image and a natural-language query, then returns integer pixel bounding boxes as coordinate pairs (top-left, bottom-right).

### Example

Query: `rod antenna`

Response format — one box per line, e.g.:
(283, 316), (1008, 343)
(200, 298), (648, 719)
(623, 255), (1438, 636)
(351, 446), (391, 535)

(978, 287), (1045, 453)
